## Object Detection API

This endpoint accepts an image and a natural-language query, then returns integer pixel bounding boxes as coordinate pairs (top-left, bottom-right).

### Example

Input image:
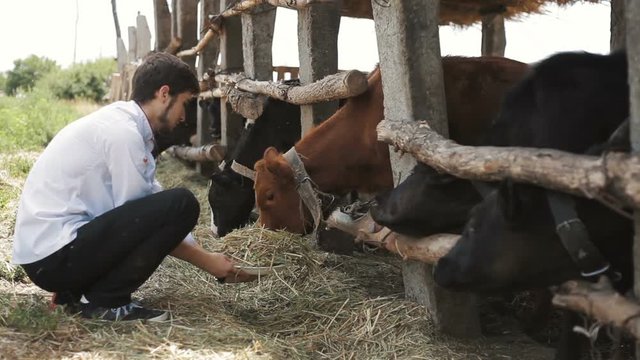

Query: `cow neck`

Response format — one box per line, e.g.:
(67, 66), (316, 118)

(292, 79), (390, 194)
(226, 119), (257, 181)
(283, 147), (326, 235)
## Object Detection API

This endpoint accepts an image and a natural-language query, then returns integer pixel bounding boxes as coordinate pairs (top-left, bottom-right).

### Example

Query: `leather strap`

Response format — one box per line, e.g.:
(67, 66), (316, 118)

(546, 191), (610, 277)
(231, 160), (256, 181)
(283, 147), (323, 235)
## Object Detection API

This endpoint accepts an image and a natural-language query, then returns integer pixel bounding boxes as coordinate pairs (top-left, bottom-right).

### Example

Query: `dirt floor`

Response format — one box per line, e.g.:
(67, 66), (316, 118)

(0, 152), (561, 359)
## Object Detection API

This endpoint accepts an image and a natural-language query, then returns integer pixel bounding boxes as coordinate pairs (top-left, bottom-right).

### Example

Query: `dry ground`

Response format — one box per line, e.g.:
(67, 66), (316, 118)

(0, 152), (556, 359)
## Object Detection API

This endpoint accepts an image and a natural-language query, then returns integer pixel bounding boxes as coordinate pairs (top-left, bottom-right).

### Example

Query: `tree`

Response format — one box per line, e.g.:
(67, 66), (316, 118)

(0, 72), (6, 95)
(5, 55), (59, 96)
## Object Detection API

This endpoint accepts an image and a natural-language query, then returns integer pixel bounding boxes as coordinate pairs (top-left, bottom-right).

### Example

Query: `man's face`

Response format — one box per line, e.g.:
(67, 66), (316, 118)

(157, 92), (194, 134)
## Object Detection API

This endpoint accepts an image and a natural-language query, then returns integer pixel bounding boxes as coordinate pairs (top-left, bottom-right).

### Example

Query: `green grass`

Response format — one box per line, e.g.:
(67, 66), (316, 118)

(0, 95), (82, 153)
(0, 94), (95, 285)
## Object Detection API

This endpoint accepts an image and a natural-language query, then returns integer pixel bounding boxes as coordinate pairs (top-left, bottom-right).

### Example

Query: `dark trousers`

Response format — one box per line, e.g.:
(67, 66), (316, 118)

(22, 188), (199, 308)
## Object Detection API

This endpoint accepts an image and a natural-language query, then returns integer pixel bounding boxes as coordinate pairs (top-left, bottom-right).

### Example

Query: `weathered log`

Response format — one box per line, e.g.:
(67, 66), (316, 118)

(164, 36), (182, 55)
(215, 70), (368, 105)
(377, 120), (640, 210)
(177, 0), (336, 57)
(168, 144), (225, 162)
(177, 28), (217, 57)
(552, 277), (640, 340)
(198, 88), (225, 100)
(326, 210), (459, 264)
(225, 88), (267, 119)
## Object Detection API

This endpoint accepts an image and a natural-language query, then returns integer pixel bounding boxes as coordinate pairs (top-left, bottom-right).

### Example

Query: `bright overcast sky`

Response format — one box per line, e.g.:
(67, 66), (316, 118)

(0, 1), (612, 73)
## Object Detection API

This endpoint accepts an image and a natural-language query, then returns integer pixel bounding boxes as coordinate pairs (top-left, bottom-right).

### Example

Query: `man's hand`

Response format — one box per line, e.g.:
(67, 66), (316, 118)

(170, 239), (261, 283)
(207, 253), (261, 283)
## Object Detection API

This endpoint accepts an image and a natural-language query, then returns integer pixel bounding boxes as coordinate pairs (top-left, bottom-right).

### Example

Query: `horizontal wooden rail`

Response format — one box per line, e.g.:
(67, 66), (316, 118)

(167, 144), (225, 162)
(377, 119), (640, 210)
(326, 210), (458, 264)
(178, 0), (337, 57)
(215, 70), (368, 105)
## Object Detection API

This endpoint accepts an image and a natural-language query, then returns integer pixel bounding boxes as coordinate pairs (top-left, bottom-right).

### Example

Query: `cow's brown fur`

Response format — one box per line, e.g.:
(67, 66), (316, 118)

(254, 57), (529, 234)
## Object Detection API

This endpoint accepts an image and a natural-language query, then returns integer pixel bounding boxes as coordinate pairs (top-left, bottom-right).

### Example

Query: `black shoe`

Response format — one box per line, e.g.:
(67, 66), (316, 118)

(50, 292), (81, 314)
(80, 301), (169, 322)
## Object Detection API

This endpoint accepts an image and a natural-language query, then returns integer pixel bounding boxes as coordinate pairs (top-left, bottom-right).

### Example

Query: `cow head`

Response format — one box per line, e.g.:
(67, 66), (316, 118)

(209, 166), (255, 237)
(371, 164), (483, 237)
(433, 182), (576, 292)
(254, 147), (310, 233)
(433, 180), (632, 292)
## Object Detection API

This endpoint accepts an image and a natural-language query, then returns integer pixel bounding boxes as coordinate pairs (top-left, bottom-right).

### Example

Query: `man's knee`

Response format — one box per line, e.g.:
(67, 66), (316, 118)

(165, 188), (200, 220)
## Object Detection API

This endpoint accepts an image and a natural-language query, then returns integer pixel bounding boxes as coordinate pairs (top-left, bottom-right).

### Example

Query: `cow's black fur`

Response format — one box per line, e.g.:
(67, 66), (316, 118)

(432, 51), (631, 360)
(208, 97), (300, 237)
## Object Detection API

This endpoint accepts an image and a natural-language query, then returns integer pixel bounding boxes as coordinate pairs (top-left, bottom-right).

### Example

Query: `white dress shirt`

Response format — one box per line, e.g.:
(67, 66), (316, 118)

(12, 101), (164, 264)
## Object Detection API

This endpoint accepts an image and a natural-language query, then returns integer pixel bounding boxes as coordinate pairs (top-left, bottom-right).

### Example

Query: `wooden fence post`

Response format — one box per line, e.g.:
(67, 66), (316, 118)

(177, 0), (199, 70)
(372, 0), (481, 337)
(196, 0), (221, 175)
(626, 0), (640, 357)
(612, 0), (626, 51)
(242, 4), (276, 81)
(154, 0), (172, 51)
(128, 26), (137, 61)
(481, 13), (506, 57)
(220, 0), (245, 156)
(297, 3), (340, 135)
(136, 14), (152, 60)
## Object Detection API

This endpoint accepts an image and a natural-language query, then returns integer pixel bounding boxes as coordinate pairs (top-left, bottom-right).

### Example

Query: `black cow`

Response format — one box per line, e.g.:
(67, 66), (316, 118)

(371, 163), (485, 237)
(432, 51), (631, 359)
(370, 58), (530, 238)
(208, 97), (300, 237)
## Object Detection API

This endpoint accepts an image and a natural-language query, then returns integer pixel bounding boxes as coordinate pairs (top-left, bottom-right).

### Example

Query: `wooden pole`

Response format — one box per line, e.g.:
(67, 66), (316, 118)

(177, 0), (199, 70)
(611, 0), (626, 51)
(219, 0), (245, 157)
(372, 0), (480, 337)
(553, 277), (640, 341)
(377, 119), (640, 210)
(214, 70), (368, 104)
(326, 210), (459, 264)
(625, 0), (640, 356)
(135, 14), (152, 60)
(167, 144), (226, 162)
(481, 13), (506, 57)
(153, 0), (172, 51)
(196, 0), (221, 176)
(179, 0), (338, 58)
(297, 2), (340, 134)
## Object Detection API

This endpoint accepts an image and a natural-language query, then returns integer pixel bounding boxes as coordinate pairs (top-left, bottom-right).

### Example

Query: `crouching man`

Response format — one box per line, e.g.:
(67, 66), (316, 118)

(12, 52), (254, 322)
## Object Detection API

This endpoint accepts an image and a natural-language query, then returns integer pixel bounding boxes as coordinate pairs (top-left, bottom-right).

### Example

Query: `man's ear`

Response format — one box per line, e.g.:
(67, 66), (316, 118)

(157, 85), (170, 102)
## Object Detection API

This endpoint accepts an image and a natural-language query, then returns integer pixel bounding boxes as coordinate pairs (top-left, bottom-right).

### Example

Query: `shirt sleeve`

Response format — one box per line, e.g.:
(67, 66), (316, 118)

(152, 177), (163, 194)
(103, 126), (155, 207)
(183, 232), (197, 245)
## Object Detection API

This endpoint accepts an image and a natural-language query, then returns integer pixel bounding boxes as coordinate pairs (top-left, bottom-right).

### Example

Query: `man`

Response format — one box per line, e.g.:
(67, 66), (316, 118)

(12, 52), (255, 322)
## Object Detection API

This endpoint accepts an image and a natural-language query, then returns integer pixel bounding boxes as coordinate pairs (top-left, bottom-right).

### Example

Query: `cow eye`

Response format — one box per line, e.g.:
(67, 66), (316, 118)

(266, 192), (275, 201)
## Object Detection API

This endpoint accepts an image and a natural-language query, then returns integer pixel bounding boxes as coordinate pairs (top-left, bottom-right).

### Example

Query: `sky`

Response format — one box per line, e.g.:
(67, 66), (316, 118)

(0, 1), (613, 73)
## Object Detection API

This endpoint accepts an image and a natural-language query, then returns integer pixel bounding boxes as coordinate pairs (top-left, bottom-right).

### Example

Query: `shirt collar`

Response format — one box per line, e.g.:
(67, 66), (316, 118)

(130, 100), (156, 153)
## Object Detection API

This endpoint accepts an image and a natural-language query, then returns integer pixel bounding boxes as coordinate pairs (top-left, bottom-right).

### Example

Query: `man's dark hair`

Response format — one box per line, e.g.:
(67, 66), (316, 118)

(131, 52), (199, 103)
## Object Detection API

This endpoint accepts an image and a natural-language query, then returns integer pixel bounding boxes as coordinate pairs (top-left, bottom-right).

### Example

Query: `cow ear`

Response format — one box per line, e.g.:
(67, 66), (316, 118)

(262, 147), (283, 176)
(263, 147), (280, 160)
(498, 179), (521, 222)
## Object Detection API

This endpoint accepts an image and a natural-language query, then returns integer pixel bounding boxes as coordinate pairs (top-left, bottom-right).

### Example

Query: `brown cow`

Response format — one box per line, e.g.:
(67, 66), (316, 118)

(254, 57), (529, 234)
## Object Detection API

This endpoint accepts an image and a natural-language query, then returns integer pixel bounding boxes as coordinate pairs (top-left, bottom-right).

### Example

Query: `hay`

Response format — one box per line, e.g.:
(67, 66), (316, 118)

(0, 153), (555, 359)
